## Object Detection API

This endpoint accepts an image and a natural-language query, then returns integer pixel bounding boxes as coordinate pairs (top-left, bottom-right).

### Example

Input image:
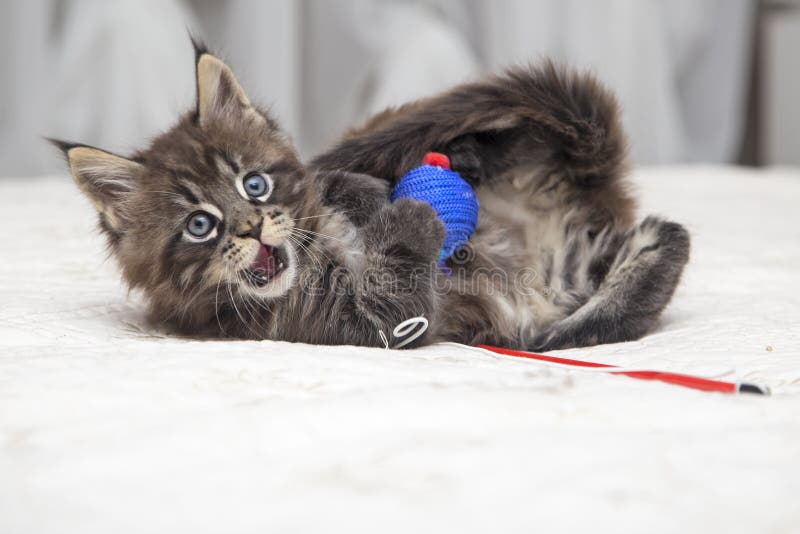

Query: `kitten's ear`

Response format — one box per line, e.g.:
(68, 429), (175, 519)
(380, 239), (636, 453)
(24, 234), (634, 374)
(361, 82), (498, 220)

(50, 140), (142, 230)
(195, 50), (263, 127)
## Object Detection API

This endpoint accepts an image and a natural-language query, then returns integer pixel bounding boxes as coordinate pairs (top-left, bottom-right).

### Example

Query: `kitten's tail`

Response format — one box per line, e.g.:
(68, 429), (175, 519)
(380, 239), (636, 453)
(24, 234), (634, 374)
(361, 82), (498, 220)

(311, 59), (628, 186)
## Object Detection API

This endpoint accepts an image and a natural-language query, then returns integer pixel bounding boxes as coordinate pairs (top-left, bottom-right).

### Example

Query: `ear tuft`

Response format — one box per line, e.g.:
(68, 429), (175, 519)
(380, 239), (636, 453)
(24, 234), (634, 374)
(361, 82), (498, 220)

(190, 34), (211, 113)
(46, 137), (82, 155)
(189, 33), (210, 63)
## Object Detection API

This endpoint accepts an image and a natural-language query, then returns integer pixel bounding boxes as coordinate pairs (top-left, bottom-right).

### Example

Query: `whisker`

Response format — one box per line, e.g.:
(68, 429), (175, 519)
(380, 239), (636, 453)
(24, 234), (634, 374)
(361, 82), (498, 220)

(238, 285), (261, 326)
(225, 266), (260, 338)
(214, 269), (226, 335)
(287, 237), (326, 276)
(289, 231), (335, 266)
(302, 236), (336, 265)
(243, 286), (275, 316)
(292, 227), (346, 243)
(286, 234), (321, 270)
(287, 209), (356, 223)
(236, 269), (273, 321)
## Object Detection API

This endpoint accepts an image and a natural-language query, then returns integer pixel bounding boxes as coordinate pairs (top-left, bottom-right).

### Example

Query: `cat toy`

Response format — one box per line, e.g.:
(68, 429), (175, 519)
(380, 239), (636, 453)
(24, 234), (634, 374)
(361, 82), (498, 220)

(390, 152), (479, 263)
(387, 156), (768, 396)
(475, 344), (771, 395)
(383, 319), (770, 395)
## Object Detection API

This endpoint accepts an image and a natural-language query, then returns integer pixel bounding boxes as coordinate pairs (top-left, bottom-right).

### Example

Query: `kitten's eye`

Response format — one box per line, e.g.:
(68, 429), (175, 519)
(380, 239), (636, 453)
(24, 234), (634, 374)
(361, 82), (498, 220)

(242, 172), (272, 199)
(186, 211), (215, 238)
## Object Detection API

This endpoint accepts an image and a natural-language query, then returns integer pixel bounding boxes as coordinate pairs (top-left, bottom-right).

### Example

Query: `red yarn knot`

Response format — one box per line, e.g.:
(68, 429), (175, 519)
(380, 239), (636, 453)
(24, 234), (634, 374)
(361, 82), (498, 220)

(422, 152), (450, 169)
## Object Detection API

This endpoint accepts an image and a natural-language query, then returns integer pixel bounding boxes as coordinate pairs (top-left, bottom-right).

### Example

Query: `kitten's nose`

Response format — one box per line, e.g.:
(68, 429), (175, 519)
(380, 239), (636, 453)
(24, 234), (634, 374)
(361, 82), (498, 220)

(236, 218), (263, 240)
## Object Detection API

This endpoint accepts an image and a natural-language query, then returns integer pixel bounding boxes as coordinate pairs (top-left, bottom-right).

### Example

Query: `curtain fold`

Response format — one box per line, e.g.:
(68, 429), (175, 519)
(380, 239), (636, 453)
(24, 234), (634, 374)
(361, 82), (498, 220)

(0, 0), (754, 176)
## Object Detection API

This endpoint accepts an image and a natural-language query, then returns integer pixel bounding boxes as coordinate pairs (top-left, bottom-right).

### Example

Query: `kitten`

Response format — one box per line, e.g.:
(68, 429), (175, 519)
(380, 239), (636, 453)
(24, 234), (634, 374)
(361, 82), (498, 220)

(52, 43), (689, 350)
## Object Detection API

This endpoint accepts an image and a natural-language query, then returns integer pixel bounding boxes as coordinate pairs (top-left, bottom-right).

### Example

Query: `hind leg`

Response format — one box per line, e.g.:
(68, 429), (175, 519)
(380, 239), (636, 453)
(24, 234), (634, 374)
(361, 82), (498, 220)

(529, 217), (691, 351)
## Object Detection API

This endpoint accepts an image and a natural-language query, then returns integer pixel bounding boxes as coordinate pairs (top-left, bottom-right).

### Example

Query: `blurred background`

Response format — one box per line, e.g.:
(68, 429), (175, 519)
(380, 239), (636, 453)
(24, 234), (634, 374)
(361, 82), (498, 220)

(1, 0), (798, 177)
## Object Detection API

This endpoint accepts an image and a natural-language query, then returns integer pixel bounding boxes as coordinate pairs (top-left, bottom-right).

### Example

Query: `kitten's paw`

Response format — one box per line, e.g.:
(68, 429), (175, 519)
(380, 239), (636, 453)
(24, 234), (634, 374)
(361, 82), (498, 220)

(637, 216), (691, 262)
(383, 198), (445, 259)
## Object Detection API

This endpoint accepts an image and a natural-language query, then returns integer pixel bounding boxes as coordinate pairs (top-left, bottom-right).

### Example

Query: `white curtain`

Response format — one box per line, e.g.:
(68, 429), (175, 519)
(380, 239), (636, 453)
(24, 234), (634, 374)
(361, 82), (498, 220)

(0, 0), (754, 176)
(471, 0), (755, 163)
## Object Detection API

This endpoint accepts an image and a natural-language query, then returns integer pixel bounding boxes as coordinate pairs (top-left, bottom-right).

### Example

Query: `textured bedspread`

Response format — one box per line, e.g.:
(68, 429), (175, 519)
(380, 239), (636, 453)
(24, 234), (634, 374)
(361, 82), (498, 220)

(1, 167), (798, 533)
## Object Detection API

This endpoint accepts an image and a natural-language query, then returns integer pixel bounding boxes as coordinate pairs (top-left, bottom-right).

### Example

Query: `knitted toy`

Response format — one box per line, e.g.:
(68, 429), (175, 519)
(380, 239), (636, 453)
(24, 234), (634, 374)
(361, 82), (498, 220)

(390, 152), (479, 263)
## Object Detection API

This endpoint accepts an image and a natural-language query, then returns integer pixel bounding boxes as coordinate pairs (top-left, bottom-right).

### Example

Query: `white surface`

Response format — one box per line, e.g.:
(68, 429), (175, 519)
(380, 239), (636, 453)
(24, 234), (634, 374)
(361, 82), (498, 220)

(1, 167), (799, 533)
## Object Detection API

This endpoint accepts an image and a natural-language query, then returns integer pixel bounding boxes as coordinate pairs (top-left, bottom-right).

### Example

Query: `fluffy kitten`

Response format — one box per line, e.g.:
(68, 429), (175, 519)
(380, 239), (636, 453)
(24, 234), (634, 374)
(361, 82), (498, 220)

(52, 43), (689, 350)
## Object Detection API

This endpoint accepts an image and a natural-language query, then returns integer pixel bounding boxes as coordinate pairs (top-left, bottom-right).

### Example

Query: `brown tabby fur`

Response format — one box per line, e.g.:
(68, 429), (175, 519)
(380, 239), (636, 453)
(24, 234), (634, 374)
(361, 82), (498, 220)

(52, 42), (690, 350)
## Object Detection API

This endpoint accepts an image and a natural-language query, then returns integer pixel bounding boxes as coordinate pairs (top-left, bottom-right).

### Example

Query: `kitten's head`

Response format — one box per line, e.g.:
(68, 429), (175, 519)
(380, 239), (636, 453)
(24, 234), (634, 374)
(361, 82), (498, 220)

(52, 46), (321, 334)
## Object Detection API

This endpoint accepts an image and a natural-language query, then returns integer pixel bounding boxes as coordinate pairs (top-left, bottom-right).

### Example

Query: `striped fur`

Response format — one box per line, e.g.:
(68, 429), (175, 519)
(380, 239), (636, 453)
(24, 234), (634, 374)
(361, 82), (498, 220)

(52, 44), (690, 351)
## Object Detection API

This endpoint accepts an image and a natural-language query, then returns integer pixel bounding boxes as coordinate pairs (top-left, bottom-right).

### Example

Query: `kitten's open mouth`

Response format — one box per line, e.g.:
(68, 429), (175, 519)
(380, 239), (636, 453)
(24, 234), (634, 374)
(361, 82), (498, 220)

(244, 244), (288, 288)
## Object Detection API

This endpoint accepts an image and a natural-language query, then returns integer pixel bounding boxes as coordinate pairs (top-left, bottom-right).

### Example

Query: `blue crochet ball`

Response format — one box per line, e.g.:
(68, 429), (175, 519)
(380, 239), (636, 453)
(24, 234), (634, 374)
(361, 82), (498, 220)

(390, 153), (479, 262)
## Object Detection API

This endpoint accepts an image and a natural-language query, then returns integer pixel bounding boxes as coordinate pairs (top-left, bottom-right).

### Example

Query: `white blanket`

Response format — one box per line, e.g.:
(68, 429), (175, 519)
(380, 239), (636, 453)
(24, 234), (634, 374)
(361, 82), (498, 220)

(1, 167), (798, 533)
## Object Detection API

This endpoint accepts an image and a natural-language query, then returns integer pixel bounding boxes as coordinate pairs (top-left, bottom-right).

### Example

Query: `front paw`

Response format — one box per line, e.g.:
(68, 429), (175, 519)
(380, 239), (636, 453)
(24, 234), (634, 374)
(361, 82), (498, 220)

(373, 198), (445, 260)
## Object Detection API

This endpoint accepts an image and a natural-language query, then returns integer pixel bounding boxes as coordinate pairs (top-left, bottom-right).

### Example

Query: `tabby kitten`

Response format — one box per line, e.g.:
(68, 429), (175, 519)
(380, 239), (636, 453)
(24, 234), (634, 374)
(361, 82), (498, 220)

(53, 43), (689, 350)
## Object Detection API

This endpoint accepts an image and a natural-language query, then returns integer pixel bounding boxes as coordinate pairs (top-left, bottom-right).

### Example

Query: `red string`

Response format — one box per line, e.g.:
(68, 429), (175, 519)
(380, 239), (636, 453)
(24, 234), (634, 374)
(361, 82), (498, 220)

(476, 345), (737, 394)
